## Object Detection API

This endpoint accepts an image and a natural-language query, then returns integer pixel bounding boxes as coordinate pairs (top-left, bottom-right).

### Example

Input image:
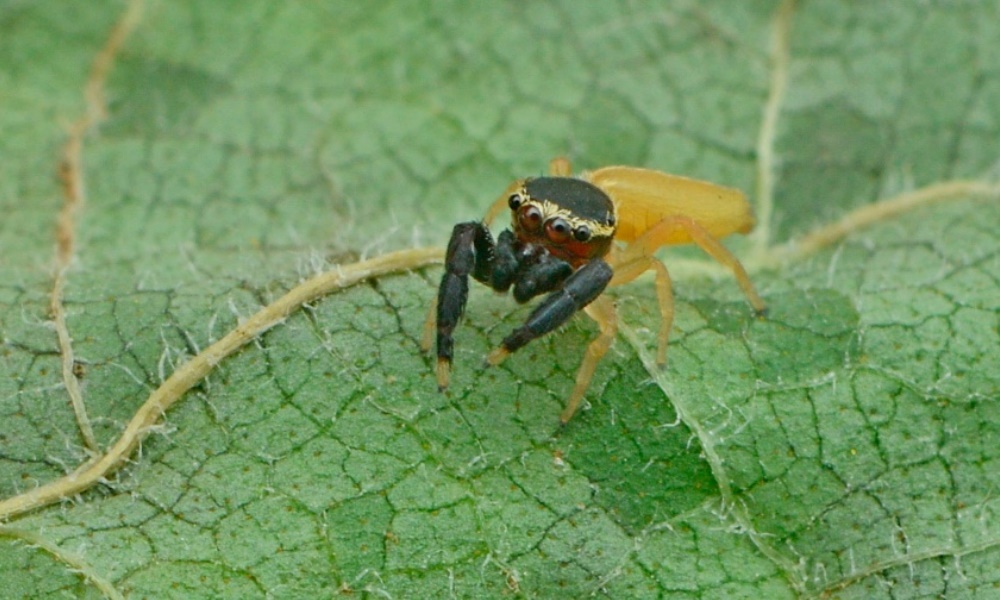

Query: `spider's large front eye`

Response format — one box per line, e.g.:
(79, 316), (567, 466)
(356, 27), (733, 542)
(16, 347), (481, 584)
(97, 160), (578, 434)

(545, 218), (571, 243)
(518, 205), (543, 231)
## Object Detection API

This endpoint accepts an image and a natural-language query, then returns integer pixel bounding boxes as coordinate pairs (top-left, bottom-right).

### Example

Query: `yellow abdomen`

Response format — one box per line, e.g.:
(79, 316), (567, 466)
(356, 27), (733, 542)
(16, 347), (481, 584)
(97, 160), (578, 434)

(587, 166), (754, 245)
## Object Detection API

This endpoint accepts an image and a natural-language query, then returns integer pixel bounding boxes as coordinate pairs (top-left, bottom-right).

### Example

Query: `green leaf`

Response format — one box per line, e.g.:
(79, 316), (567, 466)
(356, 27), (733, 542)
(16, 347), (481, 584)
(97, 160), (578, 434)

(3, 1), (1000, 598)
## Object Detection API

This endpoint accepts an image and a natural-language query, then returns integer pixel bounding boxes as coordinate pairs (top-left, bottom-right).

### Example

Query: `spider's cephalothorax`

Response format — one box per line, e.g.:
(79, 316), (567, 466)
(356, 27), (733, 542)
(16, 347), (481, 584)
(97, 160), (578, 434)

(424, 158), (766, 424)
(508, 177), (617, 267)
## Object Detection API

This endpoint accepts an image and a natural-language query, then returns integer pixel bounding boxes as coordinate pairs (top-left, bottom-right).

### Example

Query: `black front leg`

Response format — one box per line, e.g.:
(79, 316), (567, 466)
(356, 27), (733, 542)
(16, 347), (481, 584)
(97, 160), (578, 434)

(488, 259), (613, 363)
(435, 221), (495, 389)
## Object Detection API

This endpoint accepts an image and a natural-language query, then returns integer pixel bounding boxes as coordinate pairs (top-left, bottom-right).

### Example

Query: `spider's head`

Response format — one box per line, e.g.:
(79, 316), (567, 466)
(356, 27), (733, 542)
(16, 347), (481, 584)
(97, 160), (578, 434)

(507, 177), (617, 266)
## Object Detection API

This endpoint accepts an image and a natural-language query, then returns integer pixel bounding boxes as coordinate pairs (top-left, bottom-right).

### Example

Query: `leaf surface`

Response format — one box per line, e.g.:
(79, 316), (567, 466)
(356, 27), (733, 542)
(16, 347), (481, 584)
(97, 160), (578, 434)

(2, 1), (999, 598)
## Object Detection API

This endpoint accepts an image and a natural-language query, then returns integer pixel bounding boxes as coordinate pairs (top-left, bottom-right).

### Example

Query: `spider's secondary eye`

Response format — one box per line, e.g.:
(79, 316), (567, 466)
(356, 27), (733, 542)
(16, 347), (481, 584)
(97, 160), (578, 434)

(508, 193), (522, 210)
(545, 218), (571, 243)
(519, 205), (542, 231)
(573, 225), (591, 242)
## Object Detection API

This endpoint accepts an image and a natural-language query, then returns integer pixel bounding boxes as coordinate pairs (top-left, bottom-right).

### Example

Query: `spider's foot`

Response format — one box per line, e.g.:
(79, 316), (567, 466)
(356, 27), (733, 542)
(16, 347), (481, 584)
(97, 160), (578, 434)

(485, 346), (510, 367)
(436, 359), (451, 392)
(559, 402), (581, 426)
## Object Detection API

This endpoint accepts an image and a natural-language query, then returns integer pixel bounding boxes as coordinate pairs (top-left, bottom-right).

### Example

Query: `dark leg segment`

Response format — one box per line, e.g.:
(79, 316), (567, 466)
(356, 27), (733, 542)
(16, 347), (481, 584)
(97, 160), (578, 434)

(471, 222), (496, 284)
(489, 230), (521, 291)
(488, 259), (613, 364)
(435, 221), (495, 389)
